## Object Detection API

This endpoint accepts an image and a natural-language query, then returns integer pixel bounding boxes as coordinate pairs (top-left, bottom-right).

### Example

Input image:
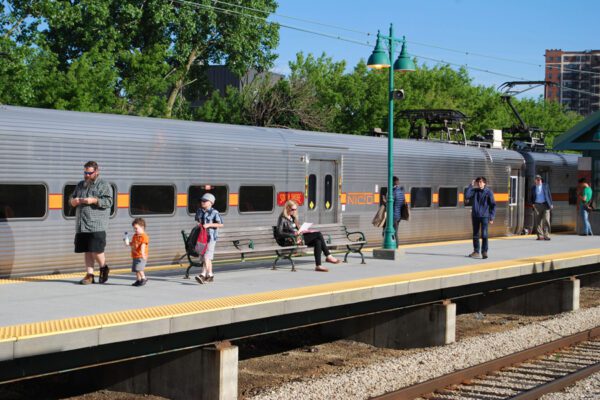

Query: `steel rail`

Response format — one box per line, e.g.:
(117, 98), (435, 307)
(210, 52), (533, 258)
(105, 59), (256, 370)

(372, 326), (600, 400)
(510, 360), (600, 400)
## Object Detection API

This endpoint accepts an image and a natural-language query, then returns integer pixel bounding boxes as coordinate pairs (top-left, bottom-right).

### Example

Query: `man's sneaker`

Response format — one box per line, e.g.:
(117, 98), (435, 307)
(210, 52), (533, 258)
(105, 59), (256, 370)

(205, 275), (214, 282)
(195, 275), (206, 284)
(468, 252), (480, 258)
(80, 274), (95, 285)
(139, 278), (148, 286)
(482, 252), (488, 259)
(132, 280), (141, 287)
(99, 265), (110, 284)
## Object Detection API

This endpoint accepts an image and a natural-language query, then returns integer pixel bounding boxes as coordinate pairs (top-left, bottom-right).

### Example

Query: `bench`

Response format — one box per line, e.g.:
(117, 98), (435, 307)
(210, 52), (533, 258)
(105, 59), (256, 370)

(179, 226), (307, 277)
(313, 223), (367, 264)
(179, 223), (365, 277)
(221, 226), (308, 272)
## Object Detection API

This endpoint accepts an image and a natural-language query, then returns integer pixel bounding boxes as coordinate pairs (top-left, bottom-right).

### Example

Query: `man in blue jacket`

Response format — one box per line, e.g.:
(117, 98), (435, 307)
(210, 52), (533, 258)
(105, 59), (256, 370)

(529, 175), (553, 241)
(465, 177), (496, 259)
(392, 176), (405, 246)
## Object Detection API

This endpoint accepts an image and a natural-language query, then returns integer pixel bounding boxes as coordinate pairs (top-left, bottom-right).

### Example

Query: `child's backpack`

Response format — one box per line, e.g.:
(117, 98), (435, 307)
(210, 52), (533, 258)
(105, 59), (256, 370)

(186, 225), (209, 257)
(194, 225), (209, 256)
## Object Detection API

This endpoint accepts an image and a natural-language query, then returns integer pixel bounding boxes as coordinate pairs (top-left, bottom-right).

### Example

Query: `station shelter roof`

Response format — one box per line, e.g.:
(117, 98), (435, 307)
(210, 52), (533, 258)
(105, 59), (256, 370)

(553, 110), (600, 152)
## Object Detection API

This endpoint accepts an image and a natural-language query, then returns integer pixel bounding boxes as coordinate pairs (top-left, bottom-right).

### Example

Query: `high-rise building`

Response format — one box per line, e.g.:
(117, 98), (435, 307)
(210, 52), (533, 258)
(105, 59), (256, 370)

(545, 49), (600, 116)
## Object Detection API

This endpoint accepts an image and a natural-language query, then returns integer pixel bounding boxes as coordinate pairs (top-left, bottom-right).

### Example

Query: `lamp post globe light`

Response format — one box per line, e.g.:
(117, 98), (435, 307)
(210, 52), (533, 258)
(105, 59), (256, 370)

(367, 23), (415, 258)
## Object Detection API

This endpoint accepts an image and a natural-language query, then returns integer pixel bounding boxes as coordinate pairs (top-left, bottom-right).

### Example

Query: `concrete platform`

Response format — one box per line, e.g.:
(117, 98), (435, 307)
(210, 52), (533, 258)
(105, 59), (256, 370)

(1, 234), (600, 366)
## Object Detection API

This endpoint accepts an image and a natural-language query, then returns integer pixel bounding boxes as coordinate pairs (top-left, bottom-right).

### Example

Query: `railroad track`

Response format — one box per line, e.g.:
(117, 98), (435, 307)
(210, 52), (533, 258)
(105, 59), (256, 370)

(374, 327), (600, 400)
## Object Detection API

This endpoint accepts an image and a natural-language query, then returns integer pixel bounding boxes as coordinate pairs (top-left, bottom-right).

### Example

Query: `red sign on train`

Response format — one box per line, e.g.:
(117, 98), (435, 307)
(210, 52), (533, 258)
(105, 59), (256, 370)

(277, 192), (305, 206)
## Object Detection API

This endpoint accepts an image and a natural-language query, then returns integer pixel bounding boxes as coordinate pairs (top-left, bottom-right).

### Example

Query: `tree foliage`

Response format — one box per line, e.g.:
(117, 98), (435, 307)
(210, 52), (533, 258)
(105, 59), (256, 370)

(0, 0), (279, 117)
(0, 0), (582, 141)
(197, 54), (583, 144)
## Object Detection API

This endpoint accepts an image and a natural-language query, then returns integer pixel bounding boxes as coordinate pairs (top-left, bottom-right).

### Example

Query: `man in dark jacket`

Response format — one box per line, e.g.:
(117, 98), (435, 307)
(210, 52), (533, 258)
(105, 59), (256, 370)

(392, 176), (405, 247)
(529, 175), (553, 240)
(465, 177), (496, 259)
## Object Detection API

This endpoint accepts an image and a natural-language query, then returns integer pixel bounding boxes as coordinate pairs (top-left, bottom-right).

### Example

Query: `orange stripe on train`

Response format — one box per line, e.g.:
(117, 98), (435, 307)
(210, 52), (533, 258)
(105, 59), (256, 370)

(177, 193), (187, 208)
(117, 193), (129, 209)
(48, 194), (63, 210)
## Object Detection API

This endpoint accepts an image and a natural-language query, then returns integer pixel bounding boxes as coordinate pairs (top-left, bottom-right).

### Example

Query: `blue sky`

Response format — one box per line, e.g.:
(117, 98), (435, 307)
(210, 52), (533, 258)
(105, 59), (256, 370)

(272, 0), (599, 98)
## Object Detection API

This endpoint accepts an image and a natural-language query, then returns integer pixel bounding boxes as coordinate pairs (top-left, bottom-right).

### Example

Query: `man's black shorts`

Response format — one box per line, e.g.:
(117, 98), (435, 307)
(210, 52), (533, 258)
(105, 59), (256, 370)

(74, 232), (106, 253)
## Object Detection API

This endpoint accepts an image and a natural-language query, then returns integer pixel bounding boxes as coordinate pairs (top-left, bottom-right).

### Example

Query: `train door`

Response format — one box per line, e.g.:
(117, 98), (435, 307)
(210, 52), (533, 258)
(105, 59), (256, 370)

(508, 174), (520, 233)
(306, 159), (338, 224)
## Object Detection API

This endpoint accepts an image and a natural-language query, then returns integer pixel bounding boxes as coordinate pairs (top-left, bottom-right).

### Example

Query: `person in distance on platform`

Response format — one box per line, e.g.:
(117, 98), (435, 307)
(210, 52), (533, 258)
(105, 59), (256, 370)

(275, 200), (341, 272)
(530, 175), (553, 241)
(392, 176), (406, 247)
(465, 177), (496, 259)
(378, 177), (406, 245)
(127, 218), (149, 286)
(577, 178), (594, 236)
(70, 161), (113, 285)
(194, 193), (224, 284)
(374, 186), (388, 234)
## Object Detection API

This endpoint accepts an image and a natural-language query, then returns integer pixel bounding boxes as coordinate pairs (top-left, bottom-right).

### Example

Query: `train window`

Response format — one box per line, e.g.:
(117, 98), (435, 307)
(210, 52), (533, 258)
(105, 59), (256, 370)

(239, 186), (274, 213)
(463, 188), (472, 207)
(509, 176), (518, 206)
(63, 183), (117, 218)
(307, 174), (317, 210)
(188, 185), (228, 214)
(410, 187), (431, 208)
(0, 184), (46, 219)
(130, 185), (175, 215)
(438, 187), (458, 208)
(63, 185), (77, 217)
(324, 175), (333, 210)
(568, 187), (578, 205)
(109, 184), (117, 216)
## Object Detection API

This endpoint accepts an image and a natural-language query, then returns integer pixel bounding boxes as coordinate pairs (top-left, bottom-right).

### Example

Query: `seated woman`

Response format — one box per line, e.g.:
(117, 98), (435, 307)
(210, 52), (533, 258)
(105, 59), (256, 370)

(276, 200), (341, 272)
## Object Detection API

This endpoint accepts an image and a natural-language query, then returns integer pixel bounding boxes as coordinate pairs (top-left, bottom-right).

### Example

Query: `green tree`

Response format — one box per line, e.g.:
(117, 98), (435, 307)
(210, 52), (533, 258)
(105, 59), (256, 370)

(2, 0), (279, 117)
(197, 53), (347, 130)
(165, 0), (279, 118)
(197, 52), (582, 143)
(196, 86), (245, 125)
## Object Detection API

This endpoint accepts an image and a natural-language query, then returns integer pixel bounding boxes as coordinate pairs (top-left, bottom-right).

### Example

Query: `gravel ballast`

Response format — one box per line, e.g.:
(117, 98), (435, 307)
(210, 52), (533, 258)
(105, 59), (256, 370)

(248, 306), (600, 400)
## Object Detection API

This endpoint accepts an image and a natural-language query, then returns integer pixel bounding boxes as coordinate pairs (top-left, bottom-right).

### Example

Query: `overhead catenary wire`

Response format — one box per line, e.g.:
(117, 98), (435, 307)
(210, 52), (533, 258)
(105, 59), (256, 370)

(172, 0), (533, 80)
(207, 0), (600, 78)
(172, 0), (371, 47)
(210, 0), (370, 36)
(170, 0), (600, 98)
(204, 0), (600, 81)
(210, 0), (600, 78)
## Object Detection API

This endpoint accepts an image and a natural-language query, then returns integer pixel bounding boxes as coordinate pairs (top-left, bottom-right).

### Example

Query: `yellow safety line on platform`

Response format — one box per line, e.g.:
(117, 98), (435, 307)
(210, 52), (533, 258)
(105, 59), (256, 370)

(0, 246), (598, 342)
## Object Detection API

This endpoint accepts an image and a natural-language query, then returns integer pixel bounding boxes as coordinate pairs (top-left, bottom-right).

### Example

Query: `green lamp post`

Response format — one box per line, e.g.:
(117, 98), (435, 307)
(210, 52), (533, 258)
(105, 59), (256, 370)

(367, 23), (415, 253)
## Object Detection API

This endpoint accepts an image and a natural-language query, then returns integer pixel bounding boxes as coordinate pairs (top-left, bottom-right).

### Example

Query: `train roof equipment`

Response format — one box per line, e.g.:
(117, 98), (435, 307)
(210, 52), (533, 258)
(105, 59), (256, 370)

(398, 109), (468, 143)
(397, 109), (505, 149)
(498, 80), (557, 152)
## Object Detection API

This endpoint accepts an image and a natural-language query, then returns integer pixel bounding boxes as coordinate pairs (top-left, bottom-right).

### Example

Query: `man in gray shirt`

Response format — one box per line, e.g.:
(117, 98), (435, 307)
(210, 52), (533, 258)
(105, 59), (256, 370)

(70, 161), (113, 284)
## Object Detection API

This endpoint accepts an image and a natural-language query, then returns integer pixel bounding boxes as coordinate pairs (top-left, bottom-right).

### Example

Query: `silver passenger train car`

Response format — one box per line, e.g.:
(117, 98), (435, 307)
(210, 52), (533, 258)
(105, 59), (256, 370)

(0, 106), (579, 277)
